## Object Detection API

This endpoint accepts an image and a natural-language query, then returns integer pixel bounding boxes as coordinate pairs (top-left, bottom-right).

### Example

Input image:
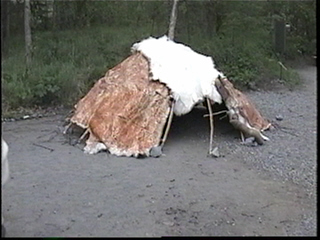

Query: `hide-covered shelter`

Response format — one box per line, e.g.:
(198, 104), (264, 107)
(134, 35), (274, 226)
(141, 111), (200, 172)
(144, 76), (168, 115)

(67, 36), (271, 157)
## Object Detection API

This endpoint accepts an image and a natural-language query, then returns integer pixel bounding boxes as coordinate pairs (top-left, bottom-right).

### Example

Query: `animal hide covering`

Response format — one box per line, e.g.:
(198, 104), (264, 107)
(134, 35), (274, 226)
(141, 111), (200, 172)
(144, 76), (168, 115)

(69, 36), (271, 157)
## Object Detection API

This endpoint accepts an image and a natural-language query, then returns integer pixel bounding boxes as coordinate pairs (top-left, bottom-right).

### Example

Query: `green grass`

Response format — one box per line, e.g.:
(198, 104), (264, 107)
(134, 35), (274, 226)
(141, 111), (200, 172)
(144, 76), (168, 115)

(1, 24), (301, 112)
(2, 26), (152, 110)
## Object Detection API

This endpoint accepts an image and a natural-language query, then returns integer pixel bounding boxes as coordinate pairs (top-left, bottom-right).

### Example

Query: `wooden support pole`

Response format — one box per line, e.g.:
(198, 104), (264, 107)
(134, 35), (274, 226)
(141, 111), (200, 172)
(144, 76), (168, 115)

(240, 131), (245, 142)
(63, 122), (72, 134)
(79, 128), (89, 142)
(203, 110), (228, 118)
(160, 102), (175, 147)
(206, 98), (214, 153)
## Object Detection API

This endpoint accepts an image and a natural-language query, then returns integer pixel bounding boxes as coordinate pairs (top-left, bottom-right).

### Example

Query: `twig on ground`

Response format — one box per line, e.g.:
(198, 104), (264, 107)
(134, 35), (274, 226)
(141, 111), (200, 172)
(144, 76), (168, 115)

(271, 121), (300, 137)
(32, 143), (54, 152)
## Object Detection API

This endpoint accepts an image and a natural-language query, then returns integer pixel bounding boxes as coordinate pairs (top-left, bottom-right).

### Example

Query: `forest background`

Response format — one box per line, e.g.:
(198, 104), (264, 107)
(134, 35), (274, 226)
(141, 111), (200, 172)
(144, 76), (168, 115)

(1, 0), (316, 111)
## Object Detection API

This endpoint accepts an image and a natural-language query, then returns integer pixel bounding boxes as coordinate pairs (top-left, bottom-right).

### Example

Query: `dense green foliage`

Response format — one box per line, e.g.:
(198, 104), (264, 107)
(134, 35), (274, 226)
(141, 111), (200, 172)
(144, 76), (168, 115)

(1, 1), (316, 110)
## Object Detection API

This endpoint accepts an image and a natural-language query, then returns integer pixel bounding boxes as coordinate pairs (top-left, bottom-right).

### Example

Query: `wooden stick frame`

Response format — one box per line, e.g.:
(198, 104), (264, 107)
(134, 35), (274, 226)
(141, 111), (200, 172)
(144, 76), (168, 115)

(206, 98), (214, 154)
(160, 101), (175, 148)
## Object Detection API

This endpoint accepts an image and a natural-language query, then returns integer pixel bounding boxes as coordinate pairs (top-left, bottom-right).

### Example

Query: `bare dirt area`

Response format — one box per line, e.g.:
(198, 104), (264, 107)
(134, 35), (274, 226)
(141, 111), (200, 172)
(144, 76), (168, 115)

(1, 65), (317, 237)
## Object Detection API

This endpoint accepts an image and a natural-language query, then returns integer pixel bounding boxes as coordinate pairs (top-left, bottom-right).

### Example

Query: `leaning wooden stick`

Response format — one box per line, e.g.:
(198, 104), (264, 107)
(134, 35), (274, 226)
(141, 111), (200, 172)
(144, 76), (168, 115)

(63, 122), (72, 134)
(206, 98), (214, 153)
(203, 110), (228, 118)
(240, 131), (245, 142)
(79, 128), (89, 142)
(160, 102), (175, 147)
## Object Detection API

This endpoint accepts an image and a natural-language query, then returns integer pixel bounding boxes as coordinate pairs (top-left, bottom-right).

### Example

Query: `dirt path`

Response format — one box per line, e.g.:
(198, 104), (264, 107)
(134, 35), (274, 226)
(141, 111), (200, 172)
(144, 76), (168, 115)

(1, 66), (316, 237)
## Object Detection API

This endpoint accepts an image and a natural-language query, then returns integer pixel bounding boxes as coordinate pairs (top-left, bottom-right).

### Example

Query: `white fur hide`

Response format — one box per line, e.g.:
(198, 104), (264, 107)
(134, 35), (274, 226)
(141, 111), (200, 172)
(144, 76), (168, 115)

(131, 35), (223, 115)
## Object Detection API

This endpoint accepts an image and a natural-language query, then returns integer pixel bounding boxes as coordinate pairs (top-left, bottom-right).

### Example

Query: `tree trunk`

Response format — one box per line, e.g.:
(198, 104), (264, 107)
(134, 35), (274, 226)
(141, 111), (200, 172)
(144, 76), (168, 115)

(45, 0), (54, 30)
(24, 0), (32, 70)
(47, 0), (54, 19)
(53, 0), (60, 30)
(76, 0), (87, 28)
(205, 2), (216, 37)
(168, 0), (179, 40)
(185, 1), (191, 42)
(1, 0), (9, 59)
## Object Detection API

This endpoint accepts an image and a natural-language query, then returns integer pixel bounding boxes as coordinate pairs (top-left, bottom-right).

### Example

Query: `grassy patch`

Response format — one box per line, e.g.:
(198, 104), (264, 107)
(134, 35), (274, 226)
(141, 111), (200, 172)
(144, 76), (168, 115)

(2, 25), (301, 113)
(2, 26), (150, 110)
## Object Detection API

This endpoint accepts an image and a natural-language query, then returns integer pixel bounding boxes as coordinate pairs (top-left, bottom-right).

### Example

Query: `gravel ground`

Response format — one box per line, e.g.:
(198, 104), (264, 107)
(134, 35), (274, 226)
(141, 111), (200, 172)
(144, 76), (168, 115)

(245, 66), (317, 193)
(1, 65), (317, 237)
